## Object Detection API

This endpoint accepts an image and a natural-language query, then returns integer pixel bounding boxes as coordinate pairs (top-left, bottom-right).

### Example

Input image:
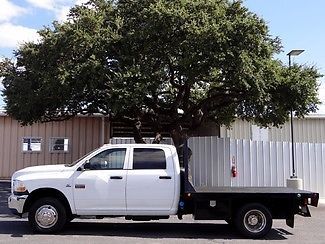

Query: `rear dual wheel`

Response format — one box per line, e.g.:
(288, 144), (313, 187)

(235, 203), (272, 238)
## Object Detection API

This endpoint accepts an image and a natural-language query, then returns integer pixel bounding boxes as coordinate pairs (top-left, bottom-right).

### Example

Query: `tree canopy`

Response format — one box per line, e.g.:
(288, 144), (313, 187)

(0, 0), (321, 145)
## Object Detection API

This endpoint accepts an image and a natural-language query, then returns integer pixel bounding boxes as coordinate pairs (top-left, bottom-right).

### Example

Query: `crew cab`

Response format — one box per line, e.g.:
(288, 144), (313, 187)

(8, 143), (319, 238)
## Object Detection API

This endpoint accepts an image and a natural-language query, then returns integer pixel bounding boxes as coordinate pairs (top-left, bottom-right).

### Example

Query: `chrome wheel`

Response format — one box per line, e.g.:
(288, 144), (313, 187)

(35, 205), (58, 229)
(243, 209), (266, 233)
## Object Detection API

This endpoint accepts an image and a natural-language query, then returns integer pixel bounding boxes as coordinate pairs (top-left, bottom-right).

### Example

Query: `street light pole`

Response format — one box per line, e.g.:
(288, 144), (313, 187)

(290, 109), (295, 176)
(287, 49), (304, 178)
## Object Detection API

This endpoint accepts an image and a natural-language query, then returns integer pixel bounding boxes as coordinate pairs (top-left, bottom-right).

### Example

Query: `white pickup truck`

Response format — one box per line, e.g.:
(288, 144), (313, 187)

(8, 143), (319, 238)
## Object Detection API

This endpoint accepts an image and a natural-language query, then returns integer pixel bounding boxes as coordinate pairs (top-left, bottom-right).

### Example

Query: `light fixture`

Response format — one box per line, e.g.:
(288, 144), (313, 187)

(287, 49), (305, 178)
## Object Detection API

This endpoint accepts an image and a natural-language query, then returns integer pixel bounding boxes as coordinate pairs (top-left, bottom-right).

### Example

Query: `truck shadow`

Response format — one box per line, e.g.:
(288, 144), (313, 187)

(0, 219), (290, 240)
(63, 221), (290, 240)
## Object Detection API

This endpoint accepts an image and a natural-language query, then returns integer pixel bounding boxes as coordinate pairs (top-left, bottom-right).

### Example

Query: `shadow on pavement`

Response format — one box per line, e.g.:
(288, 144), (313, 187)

(0, 220), (291, 240)
(0, 181), (291, 240)
(63, 221), (290, 240)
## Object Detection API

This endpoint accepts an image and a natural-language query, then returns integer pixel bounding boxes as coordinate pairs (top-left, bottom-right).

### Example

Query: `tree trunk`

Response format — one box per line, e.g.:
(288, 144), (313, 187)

(133, 119), (146, 143)
(151, 116), (162, 144)
(170, 124), (189, 168)
(170, 124), (184, 149)
(152, 132), (162, 144)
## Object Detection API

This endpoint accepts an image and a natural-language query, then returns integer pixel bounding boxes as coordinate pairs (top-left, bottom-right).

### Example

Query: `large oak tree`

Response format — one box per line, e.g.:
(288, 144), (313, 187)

(0, 0), (321, 147)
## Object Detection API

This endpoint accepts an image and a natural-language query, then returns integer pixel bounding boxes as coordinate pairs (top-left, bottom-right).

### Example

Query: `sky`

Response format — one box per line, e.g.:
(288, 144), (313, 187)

(244, 0), (325, 113)
(0, 0), (325, 113)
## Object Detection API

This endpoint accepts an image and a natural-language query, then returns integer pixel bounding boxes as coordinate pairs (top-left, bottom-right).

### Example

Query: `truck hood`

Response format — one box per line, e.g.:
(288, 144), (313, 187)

(12, 164), (69, 179)
(19, 164), (67, 173)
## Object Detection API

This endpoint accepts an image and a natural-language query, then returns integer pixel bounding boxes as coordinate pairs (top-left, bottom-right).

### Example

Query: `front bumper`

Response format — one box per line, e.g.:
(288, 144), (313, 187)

(8, 194), (28, 216)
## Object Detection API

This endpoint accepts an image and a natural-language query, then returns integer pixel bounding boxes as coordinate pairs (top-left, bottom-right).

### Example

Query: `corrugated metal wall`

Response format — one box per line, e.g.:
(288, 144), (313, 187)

(269, 118), (325, 143)
(189, 137), (324, 197)
(0, 116), (109, 179)
(110, 137), (173, 144)
(220, 116), (325, 143)
(220, 120), (252, 140)
(188, 137), (231, 187)
(229, 140), (292, 187)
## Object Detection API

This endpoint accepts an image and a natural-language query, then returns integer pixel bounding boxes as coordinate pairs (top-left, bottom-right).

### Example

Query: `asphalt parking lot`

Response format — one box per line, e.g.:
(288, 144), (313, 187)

(1, 181), (324, 244)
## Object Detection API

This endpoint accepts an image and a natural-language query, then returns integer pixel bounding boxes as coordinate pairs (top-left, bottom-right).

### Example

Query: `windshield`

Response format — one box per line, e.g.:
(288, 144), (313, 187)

(65, 148), (99, 167)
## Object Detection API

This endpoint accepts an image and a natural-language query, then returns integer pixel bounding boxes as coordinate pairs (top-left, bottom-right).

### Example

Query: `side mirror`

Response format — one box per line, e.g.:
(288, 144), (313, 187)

(84, 161), (91, 170)
(77, 160), (91, 171)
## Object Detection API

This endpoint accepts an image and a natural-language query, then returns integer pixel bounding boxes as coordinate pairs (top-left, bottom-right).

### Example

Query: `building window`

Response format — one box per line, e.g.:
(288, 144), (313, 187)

(50, 138), (69, 152)
(22, 137), (42, 152)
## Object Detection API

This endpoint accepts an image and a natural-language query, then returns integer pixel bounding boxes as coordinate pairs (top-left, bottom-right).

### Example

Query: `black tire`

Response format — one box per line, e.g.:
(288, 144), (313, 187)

(235, 203), (272, 239)
(66, 215), (75, 223)
(28, 197), (67, 234)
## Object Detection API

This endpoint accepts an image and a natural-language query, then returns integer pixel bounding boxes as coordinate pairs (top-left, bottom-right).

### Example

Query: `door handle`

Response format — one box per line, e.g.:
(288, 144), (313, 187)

(159, 176), (172, 179)
(110, 176), (123, 179)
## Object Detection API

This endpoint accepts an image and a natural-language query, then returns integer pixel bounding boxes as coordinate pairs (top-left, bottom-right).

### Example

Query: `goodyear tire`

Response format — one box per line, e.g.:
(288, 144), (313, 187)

(28, 197), (66, 233)
(235, 203), (272, 238)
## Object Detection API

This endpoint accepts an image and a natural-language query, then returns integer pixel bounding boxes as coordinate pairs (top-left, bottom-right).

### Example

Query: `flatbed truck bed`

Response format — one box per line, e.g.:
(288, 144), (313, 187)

(192, 186), (318, 194)
(180, 141), (319, 238)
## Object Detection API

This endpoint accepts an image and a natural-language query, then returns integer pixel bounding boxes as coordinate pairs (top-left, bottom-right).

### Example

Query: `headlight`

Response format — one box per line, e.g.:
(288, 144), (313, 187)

(13, 180), (28, 195)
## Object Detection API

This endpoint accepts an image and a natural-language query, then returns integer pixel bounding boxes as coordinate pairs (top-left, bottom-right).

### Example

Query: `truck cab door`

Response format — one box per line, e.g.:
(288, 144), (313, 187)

(73, 147), (128, 215)
(126, 147), (176, 215)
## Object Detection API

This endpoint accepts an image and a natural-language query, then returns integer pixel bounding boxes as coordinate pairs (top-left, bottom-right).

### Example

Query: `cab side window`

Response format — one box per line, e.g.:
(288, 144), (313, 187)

(133, 148), (166, 169)
(89, 148), (126, 170)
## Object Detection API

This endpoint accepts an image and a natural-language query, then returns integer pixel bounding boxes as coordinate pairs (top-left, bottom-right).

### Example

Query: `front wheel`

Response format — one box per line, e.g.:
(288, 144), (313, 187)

(235, 203), (272, 238)
(28, 197), (67, 233)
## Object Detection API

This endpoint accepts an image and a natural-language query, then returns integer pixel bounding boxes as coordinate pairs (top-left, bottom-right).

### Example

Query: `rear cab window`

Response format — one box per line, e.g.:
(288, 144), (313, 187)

(132, 148), (167, 169)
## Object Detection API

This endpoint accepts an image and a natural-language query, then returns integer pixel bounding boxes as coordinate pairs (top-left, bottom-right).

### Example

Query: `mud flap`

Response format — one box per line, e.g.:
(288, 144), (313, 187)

(286, 216), (294, 228)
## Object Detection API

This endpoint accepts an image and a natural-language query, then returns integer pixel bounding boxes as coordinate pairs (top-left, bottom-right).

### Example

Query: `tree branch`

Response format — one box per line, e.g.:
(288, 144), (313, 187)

(167, 58), (182, 89)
